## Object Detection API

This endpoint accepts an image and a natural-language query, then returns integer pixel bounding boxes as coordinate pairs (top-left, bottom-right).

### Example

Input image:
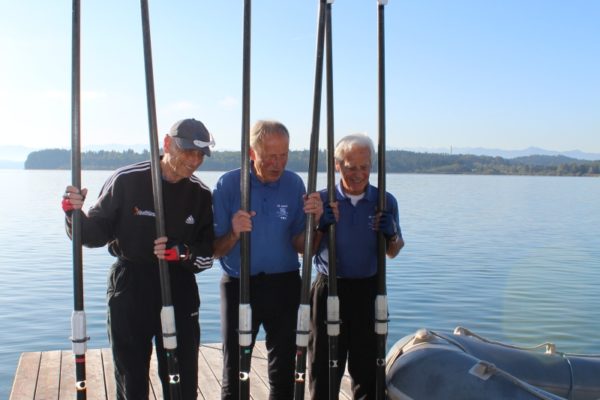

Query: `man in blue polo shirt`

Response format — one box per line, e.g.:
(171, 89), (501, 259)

(308, 133), (404, 400)
(212, 120), (324, 400)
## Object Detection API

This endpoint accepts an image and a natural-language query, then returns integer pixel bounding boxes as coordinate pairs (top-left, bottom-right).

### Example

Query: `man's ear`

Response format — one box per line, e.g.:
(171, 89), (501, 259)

(163, 134), (172, 152)
(249, 147), (256, 161)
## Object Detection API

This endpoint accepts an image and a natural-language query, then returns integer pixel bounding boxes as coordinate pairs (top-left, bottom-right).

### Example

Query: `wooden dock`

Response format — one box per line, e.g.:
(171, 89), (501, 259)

(10, 342), (353, 399)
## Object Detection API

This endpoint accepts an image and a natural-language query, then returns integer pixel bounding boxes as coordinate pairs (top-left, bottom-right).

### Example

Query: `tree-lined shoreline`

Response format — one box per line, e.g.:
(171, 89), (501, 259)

(24, 148), (600, 176)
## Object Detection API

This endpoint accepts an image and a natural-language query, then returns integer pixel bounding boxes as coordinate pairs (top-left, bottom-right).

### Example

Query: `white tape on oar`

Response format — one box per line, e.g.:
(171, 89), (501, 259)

(70, 310), (88, 354)
(239, 304), (253, 346)
(160, 306), (178, 349)
(375, 295), (388, 335)
(296, 304), (311, 347)
(326, 296), (340, 336)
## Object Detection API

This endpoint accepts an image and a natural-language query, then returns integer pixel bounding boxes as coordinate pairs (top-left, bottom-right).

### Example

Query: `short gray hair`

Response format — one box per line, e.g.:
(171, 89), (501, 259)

(334, 133), (375, 163)
(250, 120), (290, 151)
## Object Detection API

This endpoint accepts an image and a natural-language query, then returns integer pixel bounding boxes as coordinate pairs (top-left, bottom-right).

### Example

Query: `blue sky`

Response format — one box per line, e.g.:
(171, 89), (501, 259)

(1, 1), (599, 152)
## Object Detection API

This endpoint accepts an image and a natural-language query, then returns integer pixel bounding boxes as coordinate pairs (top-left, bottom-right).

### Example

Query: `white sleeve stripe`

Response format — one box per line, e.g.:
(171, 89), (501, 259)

(194, 257), (214, 268)
(196, 261), (213, 267)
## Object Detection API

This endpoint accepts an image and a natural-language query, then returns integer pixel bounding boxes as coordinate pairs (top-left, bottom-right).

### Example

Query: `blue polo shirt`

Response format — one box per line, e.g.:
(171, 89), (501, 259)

(314, 183), (401, 279)
(212, 166), (306, 277)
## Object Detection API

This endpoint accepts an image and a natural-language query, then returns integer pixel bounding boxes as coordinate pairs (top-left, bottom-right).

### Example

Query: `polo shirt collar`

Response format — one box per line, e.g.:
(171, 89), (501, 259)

(335, 182), (377, 202)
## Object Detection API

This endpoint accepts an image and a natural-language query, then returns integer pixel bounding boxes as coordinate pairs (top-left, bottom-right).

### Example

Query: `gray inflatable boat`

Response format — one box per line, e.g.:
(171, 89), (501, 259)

(386, 327), (600, 400)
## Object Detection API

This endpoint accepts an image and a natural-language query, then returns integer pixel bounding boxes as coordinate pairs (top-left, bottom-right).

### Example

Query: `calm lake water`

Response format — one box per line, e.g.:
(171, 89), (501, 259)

(0, 169), (599, 396)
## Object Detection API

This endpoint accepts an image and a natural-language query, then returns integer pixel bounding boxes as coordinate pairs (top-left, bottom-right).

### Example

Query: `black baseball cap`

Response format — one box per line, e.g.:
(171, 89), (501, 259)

(169, 118), (215, 156)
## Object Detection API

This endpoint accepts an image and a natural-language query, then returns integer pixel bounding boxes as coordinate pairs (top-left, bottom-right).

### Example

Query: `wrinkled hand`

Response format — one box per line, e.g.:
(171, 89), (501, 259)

(153, 236), (168, 259)
(303, 192), (324, 222)
(154, 237), (190, 261)
(62, 186), (88, 216)
(375, 211), (397, 239)
(165, 241), (190, 262)
(230, 209), (256, 240)
(317, 201), (337, 232)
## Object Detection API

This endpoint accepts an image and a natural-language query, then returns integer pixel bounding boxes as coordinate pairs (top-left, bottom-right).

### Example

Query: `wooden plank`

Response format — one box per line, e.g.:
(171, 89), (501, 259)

(197, 343), (223, 399)
(148, 349), (163, 400)
(101, 348), (117, 400)
(339, 364), (353, 400)
(9, 352), (41, 399)
(249, 342), (273, 399)
(34, 350), (61, 399)
(252, 341), (353, 400)
(58, 351), (75, 398)
(86, 349), (108, 400)
(57, 350), (109, 399)
(199, 342), (271, 400)
(199, 343), (223, 387)
(11, 341), (358, 400)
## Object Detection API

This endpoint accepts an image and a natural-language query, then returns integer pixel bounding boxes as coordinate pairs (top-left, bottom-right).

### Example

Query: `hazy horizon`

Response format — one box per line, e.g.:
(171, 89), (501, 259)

(2, 144), (599, 164)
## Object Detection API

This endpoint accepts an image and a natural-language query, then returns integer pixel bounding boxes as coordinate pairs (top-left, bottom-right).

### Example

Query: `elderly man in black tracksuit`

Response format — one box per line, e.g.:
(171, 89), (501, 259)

(62, 118), (215, 399)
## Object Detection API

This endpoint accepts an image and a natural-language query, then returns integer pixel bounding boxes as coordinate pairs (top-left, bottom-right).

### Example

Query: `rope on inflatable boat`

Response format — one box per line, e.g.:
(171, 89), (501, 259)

(454, 326), (600, 357)
(454, 327), (557, 354)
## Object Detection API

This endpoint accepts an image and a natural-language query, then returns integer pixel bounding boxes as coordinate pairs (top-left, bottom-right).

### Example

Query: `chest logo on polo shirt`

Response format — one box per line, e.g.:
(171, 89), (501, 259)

(186, 215), (195, 224)
(133, 206), (155, 217)
(275, 204), (289, 220)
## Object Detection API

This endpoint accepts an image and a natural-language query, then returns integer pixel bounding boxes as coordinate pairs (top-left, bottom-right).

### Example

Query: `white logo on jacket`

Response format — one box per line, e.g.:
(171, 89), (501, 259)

(133, 206), (155, 217)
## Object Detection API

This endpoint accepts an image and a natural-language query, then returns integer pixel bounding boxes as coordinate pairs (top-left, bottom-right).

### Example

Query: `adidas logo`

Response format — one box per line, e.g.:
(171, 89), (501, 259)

(185, 215), (195, 224)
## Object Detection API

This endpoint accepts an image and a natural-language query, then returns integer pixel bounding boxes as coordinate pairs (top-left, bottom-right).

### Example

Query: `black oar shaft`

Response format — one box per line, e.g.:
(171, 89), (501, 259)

(375, 2), (388, 400)
(324, 2), (340, 400)
(139, 1), (181, 398)
(239, 0), (252, 399)
(294, 1), (327, 399)
(70, 1), (87, 398)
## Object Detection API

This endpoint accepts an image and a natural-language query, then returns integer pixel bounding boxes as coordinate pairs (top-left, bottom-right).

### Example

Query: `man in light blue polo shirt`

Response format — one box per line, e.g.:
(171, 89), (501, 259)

(212, 120), (323, 400)
(308, 133), (404, 400)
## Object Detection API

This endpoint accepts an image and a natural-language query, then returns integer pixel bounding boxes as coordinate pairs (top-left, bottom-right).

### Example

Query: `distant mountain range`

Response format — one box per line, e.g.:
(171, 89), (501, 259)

(403, 146), (600, 161)
(1, 144), (599, 169)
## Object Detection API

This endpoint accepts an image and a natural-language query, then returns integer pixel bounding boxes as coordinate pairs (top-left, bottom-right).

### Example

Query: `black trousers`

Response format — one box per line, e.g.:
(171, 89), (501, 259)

(308, 273), (378, 400)
(107, 261), (200, 400)
(220, 271), (301, 400)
